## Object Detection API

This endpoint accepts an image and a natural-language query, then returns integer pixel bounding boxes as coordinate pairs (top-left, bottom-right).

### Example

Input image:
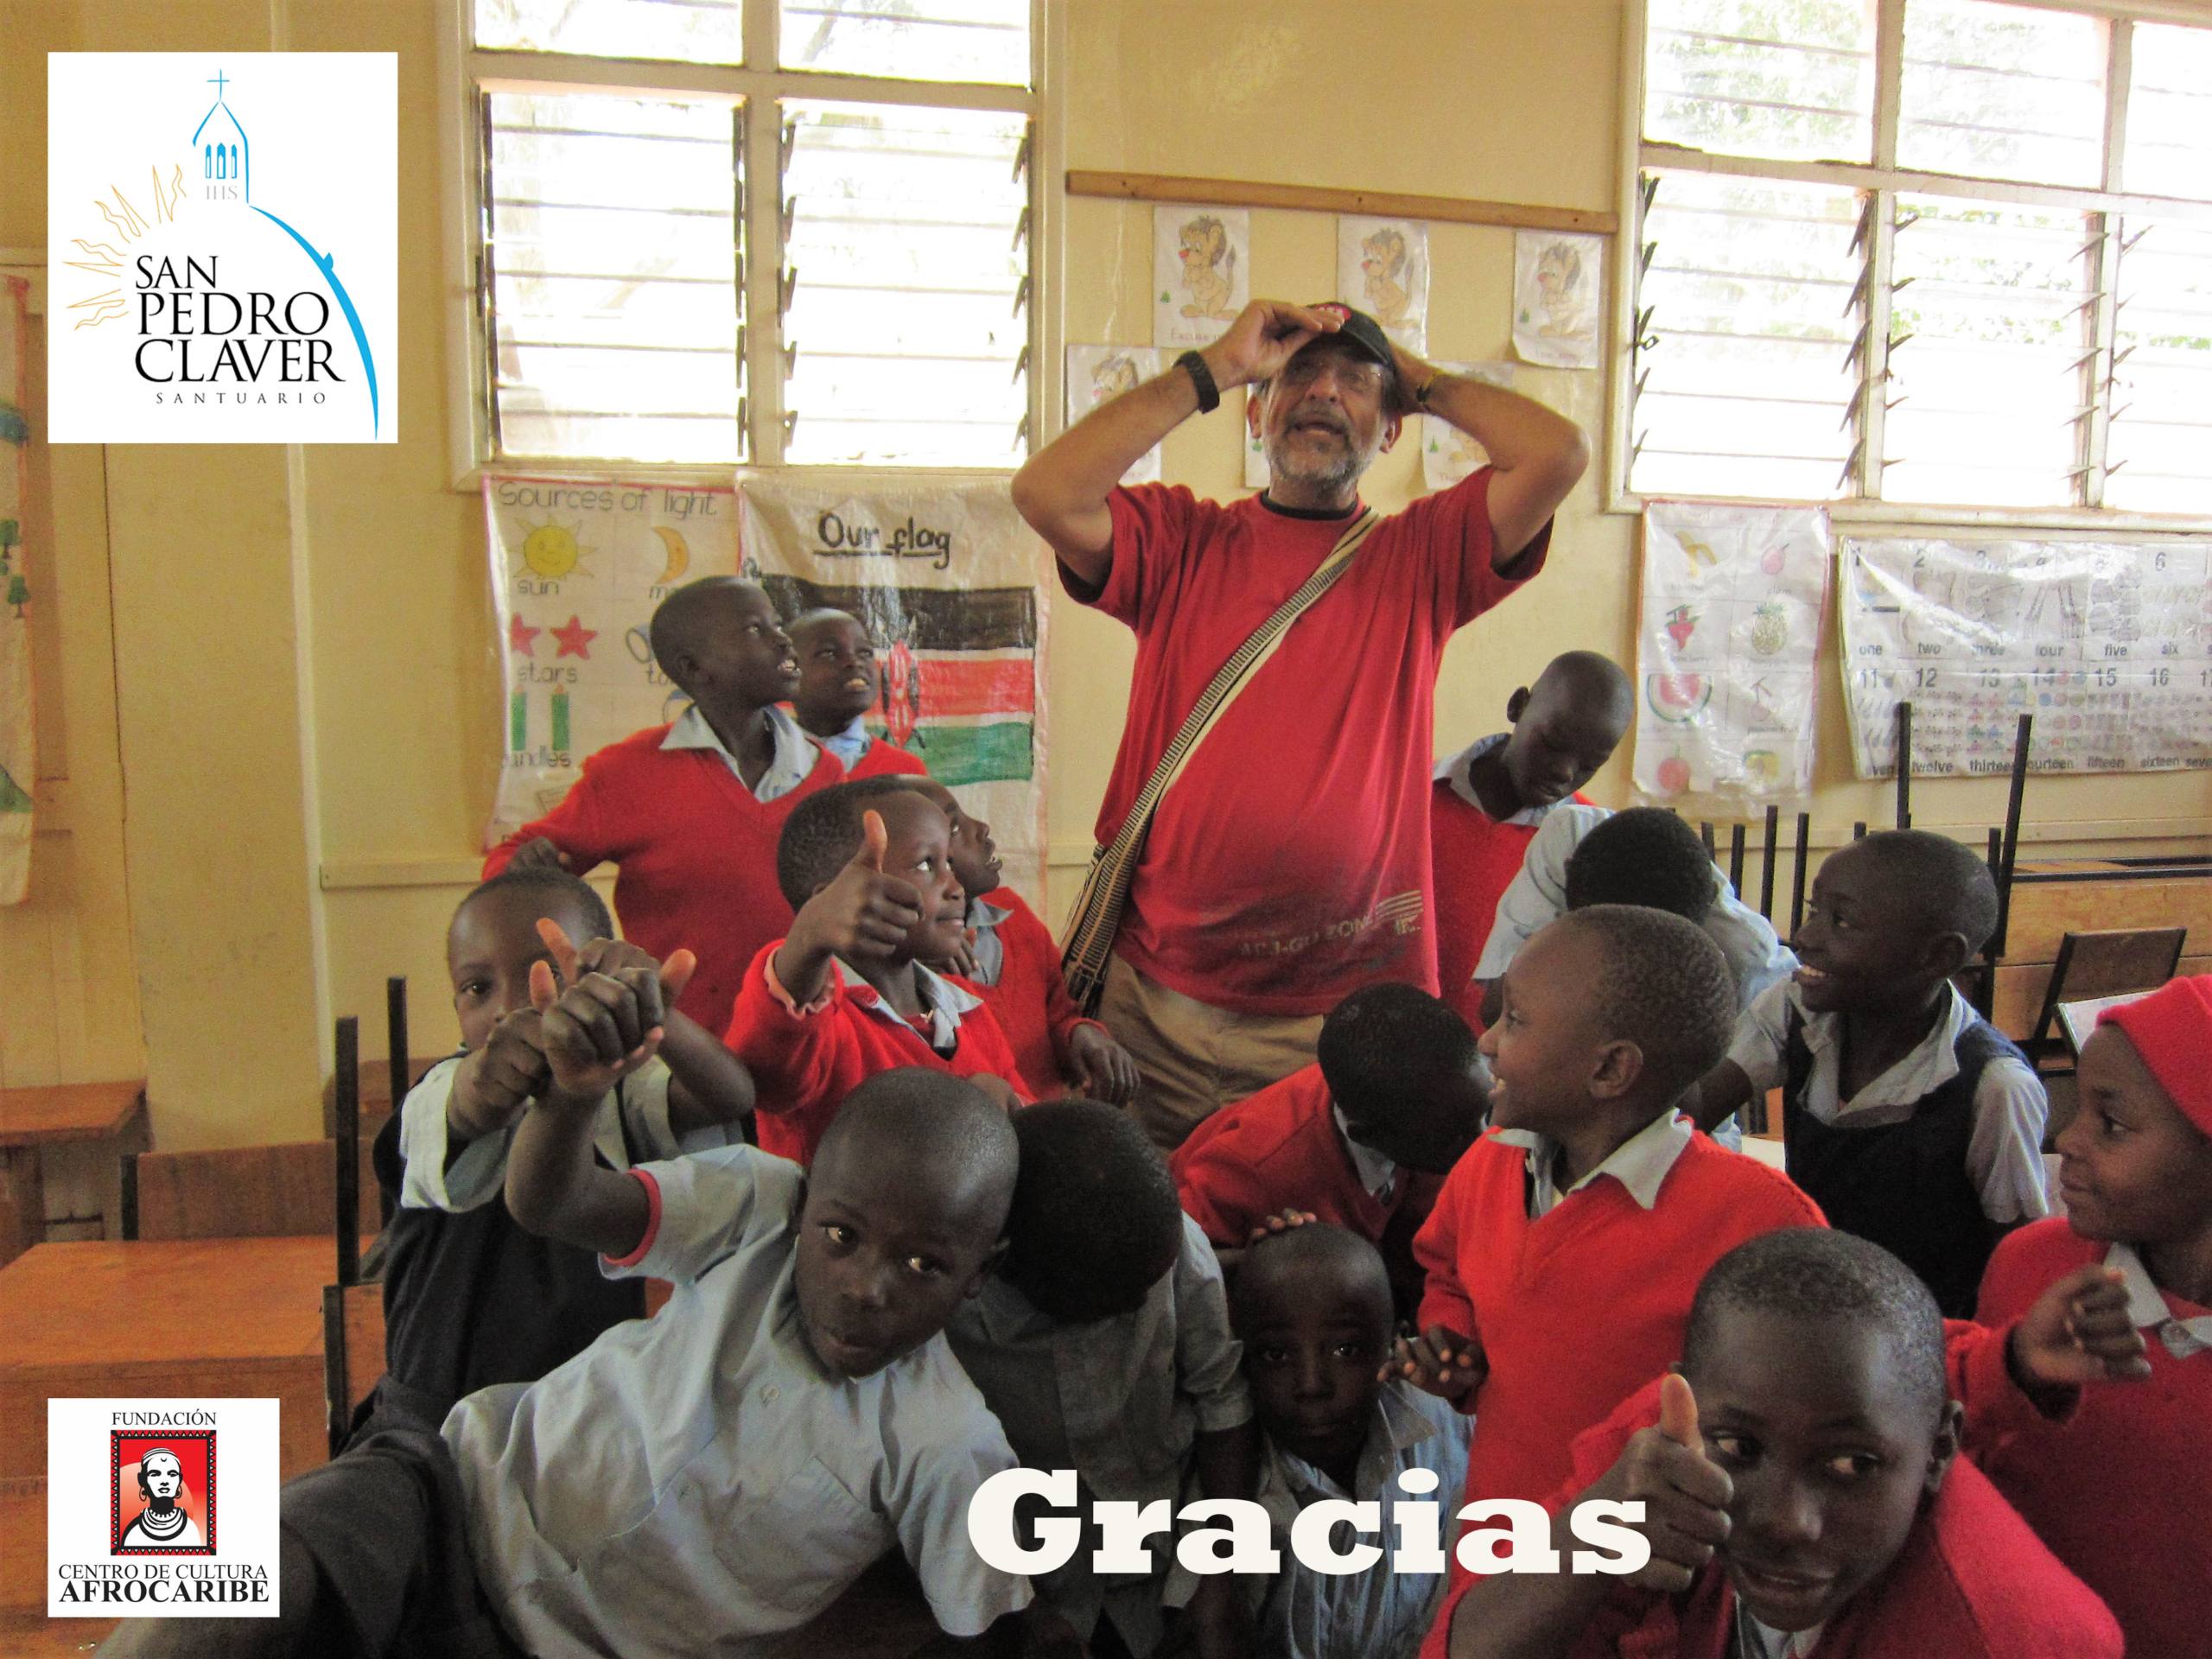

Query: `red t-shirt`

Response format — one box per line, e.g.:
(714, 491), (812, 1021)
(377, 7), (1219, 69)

(1071, 476), (1547, 1017)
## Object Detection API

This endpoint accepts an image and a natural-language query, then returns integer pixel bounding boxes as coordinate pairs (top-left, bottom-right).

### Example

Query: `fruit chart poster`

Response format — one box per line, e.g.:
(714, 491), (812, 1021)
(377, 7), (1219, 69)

(482, 475), (740, 846)
(1635, 501), (1830, 809)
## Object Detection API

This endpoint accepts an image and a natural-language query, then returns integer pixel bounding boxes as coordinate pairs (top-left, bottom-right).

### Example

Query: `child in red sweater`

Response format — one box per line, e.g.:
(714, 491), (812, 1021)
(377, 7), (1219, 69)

(1431, 652), (1630, 1028)
(1446, 1228), (2123, 1659)
(1400, 906), (1824, 1658)
(787, 607), (929, 780)
(1956, 974), (2212, 1659)
(728, 777), (1029, 1164)
(903, 777), (1140, 1103)
(486, 578), (840, 1039)
(1171, 982), (1484, 1308)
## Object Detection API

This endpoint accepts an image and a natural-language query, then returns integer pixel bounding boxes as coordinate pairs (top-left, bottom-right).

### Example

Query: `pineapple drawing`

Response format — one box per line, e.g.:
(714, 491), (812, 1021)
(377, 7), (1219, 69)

(1750, 601), (1787, 657)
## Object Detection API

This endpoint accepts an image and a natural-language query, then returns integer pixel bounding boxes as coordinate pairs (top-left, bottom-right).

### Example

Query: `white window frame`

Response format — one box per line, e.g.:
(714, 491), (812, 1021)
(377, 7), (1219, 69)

(1606, 0), (2212, 531)
(436, 0), (1060, 486)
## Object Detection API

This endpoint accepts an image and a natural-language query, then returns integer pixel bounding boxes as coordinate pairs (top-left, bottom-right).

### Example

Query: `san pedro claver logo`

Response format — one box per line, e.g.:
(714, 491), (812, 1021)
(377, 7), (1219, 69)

(47, 54), (397, 443)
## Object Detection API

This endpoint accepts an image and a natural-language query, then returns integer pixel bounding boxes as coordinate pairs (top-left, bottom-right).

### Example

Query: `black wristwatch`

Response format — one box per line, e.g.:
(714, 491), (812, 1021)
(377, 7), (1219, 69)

(1175, 349), (1221, 414)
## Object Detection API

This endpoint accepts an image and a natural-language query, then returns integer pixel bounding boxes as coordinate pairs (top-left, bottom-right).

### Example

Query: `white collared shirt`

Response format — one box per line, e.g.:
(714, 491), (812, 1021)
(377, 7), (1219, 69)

(817, 713), (873, 771)
(1332, 1103), (1400, 1203)
(446, 1145), (1030, 1656)
(764, 951), (988, 1058)
(964, 893), (1015, 988)
(1432, 732), (1563, 827)
(1495, 1109), (1695, 1220)
(1728, 978), (2052, 1224)
(2107, 1241), (2212, 1358)
(1473, 804), (1800, 1012)
(397, 1053), (733, 1213)
(1735, 1609), (1824, 1659)
(660, 702), (817, 803)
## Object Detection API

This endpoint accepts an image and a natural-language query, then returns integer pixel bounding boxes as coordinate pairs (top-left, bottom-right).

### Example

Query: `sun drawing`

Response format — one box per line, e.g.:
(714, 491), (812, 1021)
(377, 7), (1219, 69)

(517, 519), (593, 582)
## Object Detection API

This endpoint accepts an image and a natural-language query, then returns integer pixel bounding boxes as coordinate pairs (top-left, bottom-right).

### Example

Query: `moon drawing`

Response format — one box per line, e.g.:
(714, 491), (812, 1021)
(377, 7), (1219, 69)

(652, 525), (690, 587)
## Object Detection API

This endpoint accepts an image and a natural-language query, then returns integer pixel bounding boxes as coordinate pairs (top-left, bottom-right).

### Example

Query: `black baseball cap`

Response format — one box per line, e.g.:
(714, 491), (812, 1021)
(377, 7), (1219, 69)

(1302, 302), (1396, 372)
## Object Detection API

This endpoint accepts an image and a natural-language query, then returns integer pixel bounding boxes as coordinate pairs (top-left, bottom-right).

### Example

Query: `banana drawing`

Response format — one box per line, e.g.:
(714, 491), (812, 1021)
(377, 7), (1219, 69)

(652, 524), (690, 587)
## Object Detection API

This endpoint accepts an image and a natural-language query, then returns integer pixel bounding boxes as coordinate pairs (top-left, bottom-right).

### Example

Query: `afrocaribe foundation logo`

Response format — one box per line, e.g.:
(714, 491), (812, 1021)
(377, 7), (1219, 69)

(47, 54), (396, 444)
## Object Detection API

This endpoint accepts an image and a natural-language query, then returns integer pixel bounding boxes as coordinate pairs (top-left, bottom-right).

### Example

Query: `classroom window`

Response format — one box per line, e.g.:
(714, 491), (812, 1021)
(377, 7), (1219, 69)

(1630, 0), (2212, 515)
(467, 0), (1036, 469)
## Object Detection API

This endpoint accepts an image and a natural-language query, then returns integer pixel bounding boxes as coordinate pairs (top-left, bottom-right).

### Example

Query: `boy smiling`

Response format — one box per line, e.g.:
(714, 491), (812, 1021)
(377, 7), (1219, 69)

(788, 607), (928, 779)
(1444, 1229), (2124, 1659)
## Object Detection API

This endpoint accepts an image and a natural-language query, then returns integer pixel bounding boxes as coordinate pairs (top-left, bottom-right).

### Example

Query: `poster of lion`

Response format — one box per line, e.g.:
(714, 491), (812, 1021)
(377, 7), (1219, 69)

(1154, 205), (1249, 348)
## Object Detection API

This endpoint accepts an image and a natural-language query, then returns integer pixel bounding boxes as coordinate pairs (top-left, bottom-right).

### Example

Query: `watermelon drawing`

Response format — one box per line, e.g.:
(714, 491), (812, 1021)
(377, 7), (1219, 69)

(1647, 673), (1711, 722)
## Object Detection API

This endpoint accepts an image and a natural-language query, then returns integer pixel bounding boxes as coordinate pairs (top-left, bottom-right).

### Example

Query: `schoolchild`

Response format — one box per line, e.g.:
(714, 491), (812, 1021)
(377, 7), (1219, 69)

(1960, 975), (2212, 1658)
(1172, 982), (1484, 1306)
(728, 777), (1030, 1165)
(1400, 906), (1825, 1659)
(103, 1063), (1032, 1659)
(1443, 1228), (2124, 1659)
(366, 865), (752, 1429)
(1691, 830), (2050, 1316)
(906, 774), (1140, 1103)
(484, 576), (840, 1036)
(946, 1100), (1257, 1659)
(788, 606), (929, 779)
(1431, 651), (1630, 1027)
(1217, 1223), (1471, 1659)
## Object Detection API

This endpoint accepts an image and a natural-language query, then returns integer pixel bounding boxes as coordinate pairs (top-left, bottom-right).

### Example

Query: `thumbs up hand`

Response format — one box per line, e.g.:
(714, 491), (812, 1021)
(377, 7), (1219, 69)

(775, 810), (926, 1005)
(1600, 1374), (1734, 1593)
(526, 918), (676, 1108)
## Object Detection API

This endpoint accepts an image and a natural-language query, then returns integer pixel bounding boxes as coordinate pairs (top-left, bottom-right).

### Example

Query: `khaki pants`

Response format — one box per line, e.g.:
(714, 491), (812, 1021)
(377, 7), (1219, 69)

(1099, 954), (1324, 1153)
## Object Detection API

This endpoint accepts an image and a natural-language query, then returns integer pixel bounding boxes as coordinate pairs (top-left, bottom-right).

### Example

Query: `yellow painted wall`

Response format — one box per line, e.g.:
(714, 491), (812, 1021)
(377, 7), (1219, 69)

(2, 0), (2204, 1154)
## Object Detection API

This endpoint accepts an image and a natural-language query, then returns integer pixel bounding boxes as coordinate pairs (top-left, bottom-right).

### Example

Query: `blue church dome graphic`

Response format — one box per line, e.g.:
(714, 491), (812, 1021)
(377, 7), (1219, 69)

(191, 73), (249, 201)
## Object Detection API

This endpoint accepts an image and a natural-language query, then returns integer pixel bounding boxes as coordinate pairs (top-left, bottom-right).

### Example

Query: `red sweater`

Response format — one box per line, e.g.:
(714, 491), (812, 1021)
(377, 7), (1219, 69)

(483, 724), (841, 1039)
(1429, 780), (1552, 1030)
(1414, 1127), (1825, 1520)
(725, 941), (1031, 1166)
(1465, 1375), (2122, 1659)
(1169, 1064), (1441, 1248)
(845, 736), (928, 779)
(1961, 1218), (2212, 1659)
(970, 887), (1099, 1101)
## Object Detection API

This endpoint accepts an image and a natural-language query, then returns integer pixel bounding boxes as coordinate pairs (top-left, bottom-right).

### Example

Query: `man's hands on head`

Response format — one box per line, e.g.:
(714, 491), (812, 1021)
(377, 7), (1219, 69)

(2006, 1263), (2153, 1412)
(775, 810), (924, 1004)
(1197, 300), (1343, 393)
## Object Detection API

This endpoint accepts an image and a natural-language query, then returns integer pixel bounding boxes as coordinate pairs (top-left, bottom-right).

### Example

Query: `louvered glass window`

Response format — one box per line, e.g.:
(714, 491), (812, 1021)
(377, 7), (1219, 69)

(1631, 171), (1863, 500)
(1643, 0), (1877, 164)
(476, 0), (746, 65)
(780, 0), (1029, 86)
(1883, 200), (2093, 507)
(2107, 220), (2212, 513)
(484, 93), (741, 464)
(2123, 23), (2212, 202)
(779, 103), (1030, 466)
(1897, 0), (2107, 188)
(1632, 0), (2212, 516)
(470, 0), (1033, 469)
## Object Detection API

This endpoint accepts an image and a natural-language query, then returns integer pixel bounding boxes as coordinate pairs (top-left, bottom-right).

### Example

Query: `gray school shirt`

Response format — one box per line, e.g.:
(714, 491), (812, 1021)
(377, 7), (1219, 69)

(443, 1144), (1031, 1659)
(944, 1212), (1252, 1653)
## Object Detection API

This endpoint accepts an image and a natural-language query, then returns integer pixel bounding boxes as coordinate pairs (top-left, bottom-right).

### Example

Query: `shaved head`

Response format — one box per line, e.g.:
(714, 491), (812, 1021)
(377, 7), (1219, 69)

(812, 1068), (1018, 1238)
(648, 577), (773, 683)
(1233, 1223), (1393, 1334)
(1527, 650), (1633, 723)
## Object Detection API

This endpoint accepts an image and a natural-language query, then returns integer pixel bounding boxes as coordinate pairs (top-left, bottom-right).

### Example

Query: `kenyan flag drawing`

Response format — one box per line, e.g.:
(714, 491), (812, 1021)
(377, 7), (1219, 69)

(761, 576), (1036, 785)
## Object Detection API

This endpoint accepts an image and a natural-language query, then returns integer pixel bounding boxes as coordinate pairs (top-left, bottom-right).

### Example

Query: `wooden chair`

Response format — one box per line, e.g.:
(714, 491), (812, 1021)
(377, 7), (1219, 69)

(120, 1139), (380, 1242)
(2024, 927), (2188, 1069)
(321, 1281), (386, 1457)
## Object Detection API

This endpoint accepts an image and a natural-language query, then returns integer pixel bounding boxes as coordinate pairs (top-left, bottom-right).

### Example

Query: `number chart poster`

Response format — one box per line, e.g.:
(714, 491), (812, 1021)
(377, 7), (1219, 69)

(740, 475), (1051, 910)
(1840, 537), (2212, 779)
(483, 476), (739, 846)
(1636, 501), (1830, 807)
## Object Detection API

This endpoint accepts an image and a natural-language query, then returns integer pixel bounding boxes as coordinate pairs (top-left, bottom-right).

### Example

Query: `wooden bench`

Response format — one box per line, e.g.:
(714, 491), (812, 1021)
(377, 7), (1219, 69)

(0, 1082), (149, 1267)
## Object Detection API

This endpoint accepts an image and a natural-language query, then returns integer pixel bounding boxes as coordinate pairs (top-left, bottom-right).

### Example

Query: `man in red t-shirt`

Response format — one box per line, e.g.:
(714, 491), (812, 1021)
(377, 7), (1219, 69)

(1012, 299), (1588, 1147)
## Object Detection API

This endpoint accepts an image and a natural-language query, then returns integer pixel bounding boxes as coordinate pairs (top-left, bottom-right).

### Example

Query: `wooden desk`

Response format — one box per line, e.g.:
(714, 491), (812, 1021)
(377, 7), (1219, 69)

(0, 1083), (149, 1266)
(0, 1236), (340, 1485)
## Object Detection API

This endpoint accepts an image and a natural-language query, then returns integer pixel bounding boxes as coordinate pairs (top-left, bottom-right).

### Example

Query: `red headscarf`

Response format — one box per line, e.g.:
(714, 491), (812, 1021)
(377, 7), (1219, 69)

(2099, 974), (2212, 1136)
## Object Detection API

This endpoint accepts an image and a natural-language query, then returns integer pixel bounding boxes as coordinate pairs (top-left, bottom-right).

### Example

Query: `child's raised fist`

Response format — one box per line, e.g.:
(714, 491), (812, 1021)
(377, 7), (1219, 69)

(1385, 1323), (1487, 1401)
(527, 919), (695, 1106)
(1605, 1374), (1734, 1594)
(455, 1007), (552, 1130)
(2007, 1262), (2154, 1399)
